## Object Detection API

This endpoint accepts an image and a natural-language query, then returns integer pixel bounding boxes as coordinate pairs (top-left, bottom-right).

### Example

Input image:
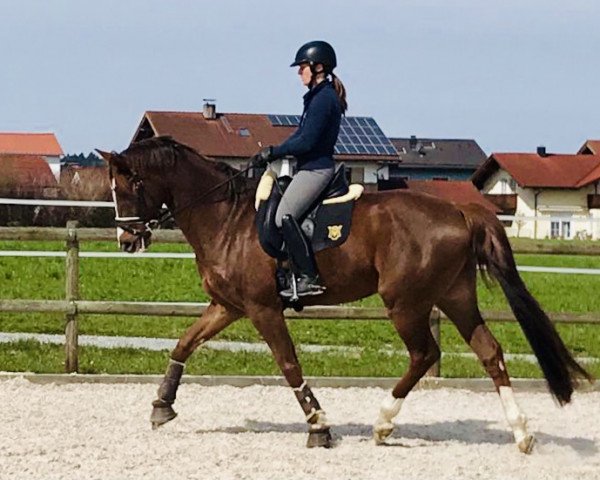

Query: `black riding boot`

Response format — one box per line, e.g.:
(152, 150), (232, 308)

(280, 214), (325, 298)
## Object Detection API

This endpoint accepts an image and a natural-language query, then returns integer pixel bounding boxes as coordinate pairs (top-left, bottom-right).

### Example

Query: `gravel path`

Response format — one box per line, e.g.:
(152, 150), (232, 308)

(0, 377), (598, 480)
(0, 332), (350, 354)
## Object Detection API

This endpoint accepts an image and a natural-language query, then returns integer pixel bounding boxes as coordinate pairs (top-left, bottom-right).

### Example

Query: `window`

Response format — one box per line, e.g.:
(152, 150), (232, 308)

(432, 177), (448, 181)
(238, 128), (250, 137)
(500, 179), (509, 194)
(561, 221), (571, 239)
(550, 220), (572, 239)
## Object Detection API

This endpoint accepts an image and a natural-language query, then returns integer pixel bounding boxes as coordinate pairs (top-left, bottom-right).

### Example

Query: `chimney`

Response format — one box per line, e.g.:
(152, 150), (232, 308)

(537, 145), (547, 157)
(203, 98), (216, 120)
(409, 135), (417, 150)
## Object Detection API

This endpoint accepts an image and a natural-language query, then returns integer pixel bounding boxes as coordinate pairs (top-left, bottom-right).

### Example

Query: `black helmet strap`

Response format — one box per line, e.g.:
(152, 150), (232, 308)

(308, 63), (330, 88)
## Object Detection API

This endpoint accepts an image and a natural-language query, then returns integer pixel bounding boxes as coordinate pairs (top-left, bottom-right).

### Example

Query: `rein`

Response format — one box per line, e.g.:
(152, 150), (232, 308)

(154, 163), (255, 227)
(113, 163), (255, 236)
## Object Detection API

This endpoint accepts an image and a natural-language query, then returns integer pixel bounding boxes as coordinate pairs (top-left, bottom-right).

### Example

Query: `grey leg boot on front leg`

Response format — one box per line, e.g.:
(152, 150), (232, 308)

(293, 382), (332, 448)
(150, 359), (184, 429)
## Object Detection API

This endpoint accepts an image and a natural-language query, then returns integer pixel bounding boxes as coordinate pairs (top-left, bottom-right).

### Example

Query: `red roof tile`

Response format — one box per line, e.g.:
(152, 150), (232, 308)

(144, 112), (292, 158)
(135, 111), (398, 162)
(472, 153), (600, 189)
(575, 163), (600, 187)
(0, 154), (57, 190)
(407, 180), (500, 213)
(0, 133), (63, 156)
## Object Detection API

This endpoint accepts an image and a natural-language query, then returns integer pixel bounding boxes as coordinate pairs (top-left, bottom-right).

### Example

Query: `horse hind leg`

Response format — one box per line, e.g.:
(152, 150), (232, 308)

(437, 270), (535, 454)
(373, 306), (440, 444)
(150, 301), (241, 429)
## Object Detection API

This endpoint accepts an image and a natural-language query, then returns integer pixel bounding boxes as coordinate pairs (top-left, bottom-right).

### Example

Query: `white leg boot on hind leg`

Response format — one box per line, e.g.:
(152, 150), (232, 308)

(499, 386), (535, 454)
(373, 395), (404, 444)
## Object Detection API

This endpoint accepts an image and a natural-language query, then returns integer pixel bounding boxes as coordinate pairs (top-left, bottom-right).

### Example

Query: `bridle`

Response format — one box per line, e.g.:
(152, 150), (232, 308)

(111, 162), (255, 243)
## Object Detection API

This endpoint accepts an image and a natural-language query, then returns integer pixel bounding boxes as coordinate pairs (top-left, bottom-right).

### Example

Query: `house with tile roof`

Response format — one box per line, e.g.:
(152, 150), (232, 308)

(472, 147), (600, 239)
(130, 101), (401, 191)
(0, 132), (64, 181)
(130, 102), (496, 210)
(387, 136), (487, 183)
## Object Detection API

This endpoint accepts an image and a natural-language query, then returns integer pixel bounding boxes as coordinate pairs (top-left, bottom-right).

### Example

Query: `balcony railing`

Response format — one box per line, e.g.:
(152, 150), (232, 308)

(484, 194), (517, 214)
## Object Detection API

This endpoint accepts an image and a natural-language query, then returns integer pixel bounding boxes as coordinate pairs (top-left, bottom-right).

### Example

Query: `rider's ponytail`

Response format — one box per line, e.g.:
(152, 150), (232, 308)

(331, 73), (348, 114)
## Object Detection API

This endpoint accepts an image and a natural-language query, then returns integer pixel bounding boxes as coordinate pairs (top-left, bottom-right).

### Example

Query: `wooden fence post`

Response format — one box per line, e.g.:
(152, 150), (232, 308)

(426, 306), (441, 377)
(65, 220), (79, 373)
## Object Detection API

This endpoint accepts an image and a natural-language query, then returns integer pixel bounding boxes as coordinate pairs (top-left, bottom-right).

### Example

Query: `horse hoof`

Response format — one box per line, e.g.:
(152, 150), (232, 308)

(150, 403), (178, 429)
(373, 423), (394, 445)
(518, 434), (535, 454)
(306, 428), (332, 448)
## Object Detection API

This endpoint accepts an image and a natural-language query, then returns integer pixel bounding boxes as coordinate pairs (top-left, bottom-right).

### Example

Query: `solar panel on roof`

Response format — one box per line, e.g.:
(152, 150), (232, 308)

(268, 114), (398, 157)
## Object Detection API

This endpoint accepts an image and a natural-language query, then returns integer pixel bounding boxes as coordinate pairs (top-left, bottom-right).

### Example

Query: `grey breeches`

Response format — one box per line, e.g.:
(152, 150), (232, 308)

(275, 167), (335, 228)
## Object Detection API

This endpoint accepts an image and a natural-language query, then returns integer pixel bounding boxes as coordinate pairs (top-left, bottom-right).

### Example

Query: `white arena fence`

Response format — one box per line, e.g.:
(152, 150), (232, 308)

(3, 197), (600, 238)
(0, 198), (115, 207)
(1, 198), (599, 374)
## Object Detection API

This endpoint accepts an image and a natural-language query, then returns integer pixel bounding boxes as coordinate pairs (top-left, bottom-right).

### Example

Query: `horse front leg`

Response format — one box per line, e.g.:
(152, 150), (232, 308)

(150, 301), (242, 429)
(247, 304), (332, 448)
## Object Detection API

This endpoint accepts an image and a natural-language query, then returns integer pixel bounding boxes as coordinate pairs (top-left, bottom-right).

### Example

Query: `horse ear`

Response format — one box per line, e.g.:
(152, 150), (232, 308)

(95, 149), (128, 170)
(95, 149), (113, 163)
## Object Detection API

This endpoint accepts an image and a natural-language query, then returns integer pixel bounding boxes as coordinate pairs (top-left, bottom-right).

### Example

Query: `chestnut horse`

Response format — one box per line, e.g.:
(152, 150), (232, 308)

(98, 137), (591, 452)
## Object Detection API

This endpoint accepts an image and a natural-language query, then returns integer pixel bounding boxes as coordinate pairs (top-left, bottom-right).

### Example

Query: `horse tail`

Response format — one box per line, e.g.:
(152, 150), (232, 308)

(459, 204), (593, 405)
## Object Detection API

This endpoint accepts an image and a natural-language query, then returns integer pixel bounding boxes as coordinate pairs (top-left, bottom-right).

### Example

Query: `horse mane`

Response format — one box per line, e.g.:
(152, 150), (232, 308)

(123, 136), (257, 197)
(121, 136), (179, 174)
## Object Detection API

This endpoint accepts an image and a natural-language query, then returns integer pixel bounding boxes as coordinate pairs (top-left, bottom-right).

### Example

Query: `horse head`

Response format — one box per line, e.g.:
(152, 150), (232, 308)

(96, 141), (174, 253)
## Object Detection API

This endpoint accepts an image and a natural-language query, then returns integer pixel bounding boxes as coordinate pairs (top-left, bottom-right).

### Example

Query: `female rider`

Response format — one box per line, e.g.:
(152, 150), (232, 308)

(253, 40), (348, 298)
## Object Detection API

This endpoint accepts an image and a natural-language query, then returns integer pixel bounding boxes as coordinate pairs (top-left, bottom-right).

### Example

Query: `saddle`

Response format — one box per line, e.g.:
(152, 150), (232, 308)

(255, 164), (363, 259)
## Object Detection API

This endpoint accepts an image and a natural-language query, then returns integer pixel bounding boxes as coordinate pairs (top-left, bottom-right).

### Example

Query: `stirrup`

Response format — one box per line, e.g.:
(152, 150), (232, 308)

(280, 275), (326, 298)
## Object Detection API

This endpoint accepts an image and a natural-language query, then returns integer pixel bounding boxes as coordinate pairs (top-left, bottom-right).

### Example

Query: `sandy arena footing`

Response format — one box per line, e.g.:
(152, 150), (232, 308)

(0, 377), (598, 480)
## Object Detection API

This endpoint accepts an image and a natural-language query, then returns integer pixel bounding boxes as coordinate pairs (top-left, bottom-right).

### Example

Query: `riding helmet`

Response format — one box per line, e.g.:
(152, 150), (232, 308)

(290, 40), (337, 72)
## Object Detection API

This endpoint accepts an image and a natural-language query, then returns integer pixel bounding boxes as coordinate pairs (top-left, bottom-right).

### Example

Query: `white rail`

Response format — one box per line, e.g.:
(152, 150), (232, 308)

(2, 198), (600, 223)
(0, 198), (114, 207)
(497, 214), (600, 223)
(0, 250), (598, 275)
(0, 250), (194, 259)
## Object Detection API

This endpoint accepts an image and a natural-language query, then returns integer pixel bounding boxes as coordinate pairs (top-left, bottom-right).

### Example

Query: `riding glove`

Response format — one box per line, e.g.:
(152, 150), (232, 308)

(252, 146), (274, 168)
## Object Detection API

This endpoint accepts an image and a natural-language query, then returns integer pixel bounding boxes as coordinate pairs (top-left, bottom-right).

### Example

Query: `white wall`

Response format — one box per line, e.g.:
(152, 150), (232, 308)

(484, 170), (518, 195)
(45, 155), (61, 181)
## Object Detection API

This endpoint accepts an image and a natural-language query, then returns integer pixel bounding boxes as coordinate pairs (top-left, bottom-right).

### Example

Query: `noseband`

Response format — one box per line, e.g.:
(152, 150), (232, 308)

(111, 175), (159, 240)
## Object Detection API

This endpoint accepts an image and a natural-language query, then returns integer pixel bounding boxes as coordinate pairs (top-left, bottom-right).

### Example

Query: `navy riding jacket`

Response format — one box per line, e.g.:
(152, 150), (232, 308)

(272, 80), (341, 171)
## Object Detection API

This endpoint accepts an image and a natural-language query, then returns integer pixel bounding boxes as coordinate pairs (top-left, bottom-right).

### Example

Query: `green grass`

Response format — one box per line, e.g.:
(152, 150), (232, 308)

(1, 240), (599, 377)
(4, 246), (600, 311)
(1, 314), (599, 357)
(5, 339), (599, 378)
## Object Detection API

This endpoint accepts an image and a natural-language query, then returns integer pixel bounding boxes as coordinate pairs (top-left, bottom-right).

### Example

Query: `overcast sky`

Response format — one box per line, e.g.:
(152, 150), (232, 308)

(1, 0), (599, 156)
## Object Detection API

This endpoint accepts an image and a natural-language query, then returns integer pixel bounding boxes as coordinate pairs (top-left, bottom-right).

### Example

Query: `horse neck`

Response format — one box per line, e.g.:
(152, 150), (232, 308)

(165, 153), (254, 264)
